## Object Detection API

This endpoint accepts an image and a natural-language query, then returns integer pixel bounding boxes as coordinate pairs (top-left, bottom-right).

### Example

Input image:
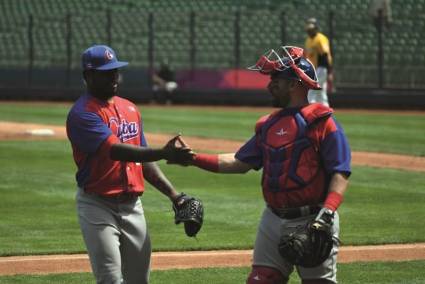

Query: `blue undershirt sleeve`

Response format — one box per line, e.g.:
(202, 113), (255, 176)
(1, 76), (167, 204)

(320, 120), (351, 176)
(67, 111), (112, 154)
(235, 135), (263, 170)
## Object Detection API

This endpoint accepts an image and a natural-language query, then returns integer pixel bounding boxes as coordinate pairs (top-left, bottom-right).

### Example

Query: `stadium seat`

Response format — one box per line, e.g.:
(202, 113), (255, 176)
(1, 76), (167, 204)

(0, 0), (423, 88)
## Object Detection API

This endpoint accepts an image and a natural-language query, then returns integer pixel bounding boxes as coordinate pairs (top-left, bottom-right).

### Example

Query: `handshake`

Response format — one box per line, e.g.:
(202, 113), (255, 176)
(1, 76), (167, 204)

(163, 134), (195, 166)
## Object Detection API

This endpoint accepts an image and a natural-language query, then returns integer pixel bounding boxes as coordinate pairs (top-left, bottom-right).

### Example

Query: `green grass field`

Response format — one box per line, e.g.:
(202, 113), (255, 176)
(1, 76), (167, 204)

(0, 103), (424, 282)
(0, 103), (423, 156)
(0, 260), (424, 283)
(0, 139), (424, 255)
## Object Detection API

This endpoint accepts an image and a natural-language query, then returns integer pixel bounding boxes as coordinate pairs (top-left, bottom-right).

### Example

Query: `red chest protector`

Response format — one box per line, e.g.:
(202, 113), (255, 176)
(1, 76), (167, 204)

(255, 103), (333, 209)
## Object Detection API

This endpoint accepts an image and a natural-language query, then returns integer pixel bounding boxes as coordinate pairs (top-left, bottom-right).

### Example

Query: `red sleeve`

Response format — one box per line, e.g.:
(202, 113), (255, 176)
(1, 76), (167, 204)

(98, 134), (120, 153)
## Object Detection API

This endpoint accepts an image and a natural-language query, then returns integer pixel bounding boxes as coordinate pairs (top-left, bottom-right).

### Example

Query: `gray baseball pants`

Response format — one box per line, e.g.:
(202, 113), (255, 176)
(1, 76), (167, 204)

(252, 206), (340, 283)
(76, 188), (151, 284)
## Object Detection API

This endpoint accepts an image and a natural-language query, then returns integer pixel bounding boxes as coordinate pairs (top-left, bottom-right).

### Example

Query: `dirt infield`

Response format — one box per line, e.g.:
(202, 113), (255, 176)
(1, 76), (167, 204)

(1, 119), (424, 275)
(0, 244), (424, 276)
(0, 121), (424, 172)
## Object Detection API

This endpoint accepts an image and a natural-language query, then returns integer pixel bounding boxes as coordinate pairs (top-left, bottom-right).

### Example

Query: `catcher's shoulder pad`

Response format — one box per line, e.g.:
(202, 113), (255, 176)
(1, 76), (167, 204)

(301, 103), (333, 125)
(255, 110), (281, 133)
(255, 114), (271, 133)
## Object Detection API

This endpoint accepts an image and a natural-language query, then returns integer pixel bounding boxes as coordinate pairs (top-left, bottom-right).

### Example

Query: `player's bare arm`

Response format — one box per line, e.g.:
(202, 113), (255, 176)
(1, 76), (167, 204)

(313, 172), (349, 234)
(140, 138), (203, 238)
(142, 161), (180, 201)
(152, 73), (167, 87)
(110, 139), (194, 201)
(327, 172), (349, 197)
(110, 140), (194, 164)
(171, 152), (253, 173)
(174, 136), (253, 173)
(317, 172), (349, 216)
(216, 153), (253, 173)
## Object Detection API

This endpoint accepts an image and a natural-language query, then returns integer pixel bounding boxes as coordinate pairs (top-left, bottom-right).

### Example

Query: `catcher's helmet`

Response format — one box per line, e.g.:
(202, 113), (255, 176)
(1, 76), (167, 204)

(248, 46), (321, 90)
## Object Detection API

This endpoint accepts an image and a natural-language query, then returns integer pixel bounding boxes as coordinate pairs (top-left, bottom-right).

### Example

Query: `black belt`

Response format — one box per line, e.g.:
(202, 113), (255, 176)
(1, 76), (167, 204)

(269, 205), (321, 219)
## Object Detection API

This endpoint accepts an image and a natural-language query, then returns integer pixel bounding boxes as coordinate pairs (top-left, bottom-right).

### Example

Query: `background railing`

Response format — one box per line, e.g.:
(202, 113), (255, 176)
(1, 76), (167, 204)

(0, 0), (424, 89)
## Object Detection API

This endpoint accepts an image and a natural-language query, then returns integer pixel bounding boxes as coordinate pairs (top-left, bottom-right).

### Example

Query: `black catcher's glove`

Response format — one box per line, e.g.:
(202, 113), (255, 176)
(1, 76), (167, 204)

(278, 208), (335, 268)
(173, 193), (204, 237)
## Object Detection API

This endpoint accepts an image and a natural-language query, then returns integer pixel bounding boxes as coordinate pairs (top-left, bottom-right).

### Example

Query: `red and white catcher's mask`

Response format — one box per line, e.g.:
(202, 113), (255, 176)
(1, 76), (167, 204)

(248, 46), (321, 90)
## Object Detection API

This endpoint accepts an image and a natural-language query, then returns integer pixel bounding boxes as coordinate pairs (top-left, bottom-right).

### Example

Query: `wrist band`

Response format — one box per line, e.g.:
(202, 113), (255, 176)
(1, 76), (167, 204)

(193, 153), (219, 172)
(324, 191), (343, 211)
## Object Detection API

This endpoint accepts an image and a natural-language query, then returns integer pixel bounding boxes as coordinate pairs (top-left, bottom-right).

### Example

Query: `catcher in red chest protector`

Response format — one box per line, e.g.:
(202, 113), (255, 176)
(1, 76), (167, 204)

(170, 46), (351, 284)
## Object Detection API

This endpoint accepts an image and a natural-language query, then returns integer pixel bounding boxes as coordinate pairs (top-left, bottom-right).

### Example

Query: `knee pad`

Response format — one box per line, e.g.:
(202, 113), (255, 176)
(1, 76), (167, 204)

(246, 266), (287, 284)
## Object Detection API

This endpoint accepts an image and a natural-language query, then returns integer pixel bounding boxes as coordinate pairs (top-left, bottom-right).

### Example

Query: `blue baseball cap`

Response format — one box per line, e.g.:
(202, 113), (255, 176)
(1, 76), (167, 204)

(82, 45), (128, 71)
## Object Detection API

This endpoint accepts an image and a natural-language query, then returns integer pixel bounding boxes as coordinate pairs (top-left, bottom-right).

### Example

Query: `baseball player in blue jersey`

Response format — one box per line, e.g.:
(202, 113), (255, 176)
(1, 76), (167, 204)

(172, 46), (351, 284)
(66, 45), (196, 284)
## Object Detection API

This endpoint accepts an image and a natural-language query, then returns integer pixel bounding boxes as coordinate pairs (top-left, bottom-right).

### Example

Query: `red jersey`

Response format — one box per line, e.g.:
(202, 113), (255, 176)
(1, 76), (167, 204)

(66, 93), (147, 196)
(235, 103), (351, 209)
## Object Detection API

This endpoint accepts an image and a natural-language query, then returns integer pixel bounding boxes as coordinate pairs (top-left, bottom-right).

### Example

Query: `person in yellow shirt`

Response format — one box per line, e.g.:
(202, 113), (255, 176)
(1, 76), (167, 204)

(304, 18), (333, 107)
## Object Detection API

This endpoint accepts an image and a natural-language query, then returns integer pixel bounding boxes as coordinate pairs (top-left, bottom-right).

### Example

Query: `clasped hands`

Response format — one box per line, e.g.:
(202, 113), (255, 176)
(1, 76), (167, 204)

(163, 134), (195, 165)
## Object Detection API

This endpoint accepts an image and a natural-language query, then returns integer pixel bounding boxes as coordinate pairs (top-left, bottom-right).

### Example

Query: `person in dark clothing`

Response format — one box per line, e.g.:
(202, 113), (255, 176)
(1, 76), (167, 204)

(152, 62), (178, 104)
